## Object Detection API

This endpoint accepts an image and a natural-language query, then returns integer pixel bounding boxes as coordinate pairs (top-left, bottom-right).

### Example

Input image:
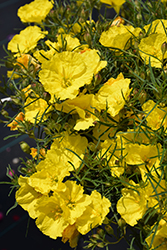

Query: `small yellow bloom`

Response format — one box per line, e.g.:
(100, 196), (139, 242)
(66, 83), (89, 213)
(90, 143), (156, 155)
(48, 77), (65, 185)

(7, 112), (25, 131)
(46, 34), (82, 53)
(30, 147), (46, 159)
(8, 26), (47, 55)
(17, 0), (53, 23)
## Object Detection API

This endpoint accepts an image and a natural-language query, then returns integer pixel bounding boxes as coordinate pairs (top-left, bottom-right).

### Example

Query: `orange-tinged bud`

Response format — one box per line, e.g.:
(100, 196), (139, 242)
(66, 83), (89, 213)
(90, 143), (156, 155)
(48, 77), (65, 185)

(111, 16), (124, 27)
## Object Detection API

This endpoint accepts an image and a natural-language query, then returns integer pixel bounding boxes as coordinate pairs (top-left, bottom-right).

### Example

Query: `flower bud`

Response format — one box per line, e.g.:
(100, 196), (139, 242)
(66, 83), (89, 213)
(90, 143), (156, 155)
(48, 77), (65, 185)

(19, 141), (31, 154)
(105, 225), (114, 235)
(42, 91), (51, 102)
(96, 228), (104, 238)
(96, 242), (105, 248)
(118, 218), (126, 232)
(91, 234), (102, 240)
(11, 97), (21, 105)
(161, 41), (167, 56)
(83, 32), (92, 46)
(94, 73), (102, 85)
(1, 109), (9, 117)
(111, 16), (124, 27)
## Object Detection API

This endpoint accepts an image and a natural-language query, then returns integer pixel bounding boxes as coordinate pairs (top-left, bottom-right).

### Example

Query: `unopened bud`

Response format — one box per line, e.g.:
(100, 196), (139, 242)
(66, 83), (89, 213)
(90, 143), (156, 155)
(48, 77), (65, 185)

(111, 16), (124, 27)
(161, 42), (167, 56)
(88, 142), (96, 152)
(105, 225), (114, 235)
(94, 73), (102, 85)
(96, 228), (104, 237)
(118, 218), (126, 228)
(1, 109), (9, 117)
(83, 32), (92, 46)
(19, 141), (31, 154)
(11, 97), (21, 105)
(139, 31), (144, 39)
(86, 243), (94, 248)
(91, 234), (102, 240)
(96, 242), (105, 248)
(42, 92), (51, 102)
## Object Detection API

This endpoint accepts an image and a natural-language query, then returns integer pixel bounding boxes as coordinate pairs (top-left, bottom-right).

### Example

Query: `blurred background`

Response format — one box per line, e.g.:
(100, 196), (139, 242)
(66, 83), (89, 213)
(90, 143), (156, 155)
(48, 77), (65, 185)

(0, 1), (134, 250)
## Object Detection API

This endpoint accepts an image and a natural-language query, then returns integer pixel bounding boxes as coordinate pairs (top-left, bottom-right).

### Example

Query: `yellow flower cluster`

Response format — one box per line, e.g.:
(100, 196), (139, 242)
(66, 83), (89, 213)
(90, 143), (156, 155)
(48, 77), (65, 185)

(16, 132), (111, 247)
(5, 0), (167, 249)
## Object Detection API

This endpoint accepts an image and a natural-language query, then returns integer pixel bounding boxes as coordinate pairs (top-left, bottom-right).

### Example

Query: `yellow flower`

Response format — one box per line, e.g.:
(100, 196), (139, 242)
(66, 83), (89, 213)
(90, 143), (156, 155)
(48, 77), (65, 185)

(27, 166), (67, 195)
(144, 19), (167, 35)
(99, 24), (140, 52)
(117, 178), (166, 227)
(80, 49), (107, 75)
(138, 33), (167, 68)
(146, 221), (167, 249)
(117, 181), (148, 226)
(55, 94), (98, 131)
(39, 50), (106, 101)
(36, 131), (88, 172)
(95, 73), (131, 117)
(76, 190), (111, 235)
(35, 195), (69, 239)
(142, 100), (167, 130)
(15, 175), (43, 219)
(34, 34), (83, 63)
(58, 181), (92, 225)
(117, 129), (162, 179)
(46, 34), (82, 52)
(17, 0), (53, 23)
(124, 143), (162, 180)
(8, 26), (47, 54)
(24, 96), (50, 123)
(7, 112), (25, 131)
(100, 0), (125, 14)
(62, 224), (80, 248)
